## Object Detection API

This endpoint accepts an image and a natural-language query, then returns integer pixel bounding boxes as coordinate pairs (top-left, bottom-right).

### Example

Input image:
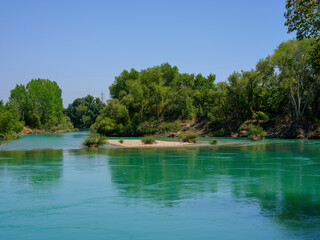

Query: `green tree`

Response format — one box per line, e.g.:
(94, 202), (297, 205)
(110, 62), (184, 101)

(271, 39), (319, 121)
(284, 0), (320, 40)
(26, 79), (63, 128)
(0, 101), (24, 140)
(66, 95), (105, 129)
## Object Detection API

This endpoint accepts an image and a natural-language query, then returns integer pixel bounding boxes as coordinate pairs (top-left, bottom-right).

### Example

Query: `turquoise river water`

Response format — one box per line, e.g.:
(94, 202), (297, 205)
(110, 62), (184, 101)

(0, 131), (320, 239)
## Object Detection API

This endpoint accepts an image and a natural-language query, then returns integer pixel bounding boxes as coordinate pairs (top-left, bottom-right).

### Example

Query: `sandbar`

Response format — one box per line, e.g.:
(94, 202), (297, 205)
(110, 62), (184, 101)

(108, 139), (194, 148)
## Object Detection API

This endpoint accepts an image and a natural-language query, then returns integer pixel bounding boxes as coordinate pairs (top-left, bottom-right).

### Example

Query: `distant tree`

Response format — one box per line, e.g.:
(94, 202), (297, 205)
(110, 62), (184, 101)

(9, 79), (71, 130)
(66, 95), (105, 129)
(26, 79), (63, 128)
(284, 0), (320, 40)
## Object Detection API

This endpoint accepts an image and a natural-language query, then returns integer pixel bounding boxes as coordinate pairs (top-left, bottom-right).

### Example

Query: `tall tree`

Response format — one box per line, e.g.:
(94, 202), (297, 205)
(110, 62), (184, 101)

(284, 0), (320, 40)
(271, 39), (319, 121)
(26, 79), (63, 127)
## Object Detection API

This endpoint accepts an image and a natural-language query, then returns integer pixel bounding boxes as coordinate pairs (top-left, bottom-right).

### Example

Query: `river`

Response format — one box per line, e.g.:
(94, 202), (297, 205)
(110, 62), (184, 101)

(0, 131), (319, 239)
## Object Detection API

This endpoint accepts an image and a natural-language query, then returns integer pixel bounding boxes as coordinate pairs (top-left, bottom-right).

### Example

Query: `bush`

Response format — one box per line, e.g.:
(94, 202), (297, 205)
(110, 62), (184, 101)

(158, 122), (180, 134)
(178, 131), (198, 143)
(137, 121), (158, 135)
(209, 139), (218, 145)
(47, 116), (75, 133)
(83, 133), (107, 147)
(141, 136), (156, 144)
(0, 131), (20, 140)
(119, 139), (124, 144)
(252, 111), (269, 121)
(91, 116), (129, 136)
(137, 121), (181, 136)
(0, 108), (24, 140)
(247, 124), (266, 141)
(213, 128), (226, 137)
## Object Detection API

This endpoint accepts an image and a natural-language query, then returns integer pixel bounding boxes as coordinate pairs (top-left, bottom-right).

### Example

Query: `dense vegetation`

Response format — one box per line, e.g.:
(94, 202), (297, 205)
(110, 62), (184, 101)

(66, 95), (105, 129)
(1, 0), (319, 141)
(0, 100), (24, 140)
(89, 38), (319, 138)
(0, 79), (74, 140)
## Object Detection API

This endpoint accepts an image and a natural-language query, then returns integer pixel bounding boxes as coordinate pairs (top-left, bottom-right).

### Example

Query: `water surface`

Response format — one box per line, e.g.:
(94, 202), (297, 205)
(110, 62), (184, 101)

(0, 132), (320, 239)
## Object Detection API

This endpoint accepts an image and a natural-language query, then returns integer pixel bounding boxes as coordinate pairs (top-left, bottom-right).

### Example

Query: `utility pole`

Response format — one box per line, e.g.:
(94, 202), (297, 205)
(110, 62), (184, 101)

(101, 92), (104, 102)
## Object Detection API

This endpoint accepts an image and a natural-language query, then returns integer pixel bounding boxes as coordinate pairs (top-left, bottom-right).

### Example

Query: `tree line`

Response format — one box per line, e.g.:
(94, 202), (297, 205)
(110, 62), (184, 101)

(90, 38), (319, 136)
(1, 38), (319, 140)
(1, 0), (319, 140)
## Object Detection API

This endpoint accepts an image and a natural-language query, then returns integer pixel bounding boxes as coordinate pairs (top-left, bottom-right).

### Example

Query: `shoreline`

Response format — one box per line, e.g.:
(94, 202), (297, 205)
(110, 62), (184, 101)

(107, 139), (195, 148)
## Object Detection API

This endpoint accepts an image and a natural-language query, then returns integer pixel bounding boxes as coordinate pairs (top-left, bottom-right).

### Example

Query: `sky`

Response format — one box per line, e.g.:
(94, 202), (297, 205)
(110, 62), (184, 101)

(0, 0), (294, 106)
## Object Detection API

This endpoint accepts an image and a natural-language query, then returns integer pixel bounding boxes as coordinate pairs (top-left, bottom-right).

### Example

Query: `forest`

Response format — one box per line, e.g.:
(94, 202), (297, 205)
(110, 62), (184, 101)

(0, 0), (319, 140)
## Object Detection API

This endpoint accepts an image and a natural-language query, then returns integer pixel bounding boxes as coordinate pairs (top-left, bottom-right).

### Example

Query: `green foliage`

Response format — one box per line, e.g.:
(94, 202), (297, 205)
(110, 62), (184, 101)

(46, 116), (75, 133)
(209, 139), (218, 145)
(8, 79), (72, 131)
(247, 124), (266, 141)
(137, 121), (158, 135)
(25, 111), (41, 129)
(178, 131), (198, 143)
(66, 95), (105, 129)
(284, 0), (320, 40)
(253, 111), (269, 121)
(158, 122), (180, 134)
(0, 102), (24, 140)
(141, 136), (156, 144)
(26, 79), (63, 126)
(82, 133), (107, 147)
(213, 128), (226, 137)
(271, 39), (318, 121)
(137, 121), (180, 136)
(119, 139), (124, 144)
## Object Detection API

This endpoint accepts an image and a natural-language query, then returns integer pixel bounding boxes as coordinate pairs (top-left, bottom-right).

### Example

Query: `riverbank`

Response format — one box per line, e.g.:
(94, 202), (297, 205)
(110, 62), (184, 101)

(20, 126), (78, 136)
(156, 119), (320, 140)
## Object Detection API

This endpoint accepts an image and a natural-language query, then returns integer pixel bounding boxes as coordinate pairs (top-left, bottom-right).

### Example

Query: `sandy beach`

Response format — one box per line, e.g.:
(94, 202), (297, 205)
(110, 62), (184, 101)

(108, 139), (194, 148)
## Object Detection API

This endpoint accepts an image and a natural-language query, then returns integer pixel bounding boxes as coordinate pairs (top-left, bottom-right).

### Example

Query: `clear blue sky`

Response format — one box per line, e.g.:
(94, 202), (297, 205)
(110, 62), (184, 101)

(0, 0), (294, 106)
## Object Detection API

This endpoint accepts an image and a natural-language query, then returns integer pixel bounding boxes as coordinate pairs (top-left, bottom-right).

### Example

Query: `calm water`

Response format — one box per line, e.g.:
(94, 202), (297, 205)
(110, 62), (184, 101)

(0, 132), (320, 239)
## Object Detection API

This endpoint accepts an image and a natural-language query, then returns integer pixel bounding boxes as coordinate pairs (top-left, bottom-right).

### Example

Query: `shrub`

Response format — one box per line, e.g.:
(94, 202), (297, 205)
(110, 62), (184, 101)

(158, 122), (180, 134)
(0, 131), (20, 140)
(178, 131), (198, 143)
(141, 136), (156, 144)
(252, 111), (269, 121)
(119, 139), (124, 144)
(47, 116), (75, 133)
(137, 121), (158, 135)
(83, 133), (107, 147)
(247, 124), (266, 141)
(209, 139), (218, 145)
(213, 128), (226, 137)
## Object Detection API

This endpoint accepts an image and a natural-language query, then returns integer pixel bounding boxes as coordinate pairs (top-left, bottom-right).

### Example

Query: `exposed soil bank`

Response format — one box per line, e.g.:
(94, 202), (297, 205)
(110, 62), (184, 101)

(161, 120), (320, 139)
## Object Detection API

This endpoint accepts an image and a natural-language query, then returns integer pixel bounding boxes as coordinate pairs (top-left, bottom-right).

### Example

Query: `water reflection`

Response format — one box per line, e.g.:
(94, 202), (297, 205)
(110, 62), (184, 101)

(103, 145), (320, 235)
(0, 149), (63, 187)
(0, 140), (320, 239)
